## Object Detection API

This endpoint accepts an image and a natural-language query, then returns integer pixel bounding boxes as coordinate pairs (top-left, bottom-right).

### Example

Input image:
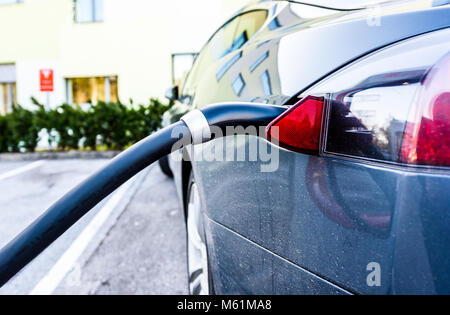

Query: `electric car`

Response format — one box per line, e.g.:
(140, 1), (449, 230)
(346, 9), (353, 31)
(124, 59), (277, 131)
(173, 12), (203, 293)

(161, 0), (450, 294)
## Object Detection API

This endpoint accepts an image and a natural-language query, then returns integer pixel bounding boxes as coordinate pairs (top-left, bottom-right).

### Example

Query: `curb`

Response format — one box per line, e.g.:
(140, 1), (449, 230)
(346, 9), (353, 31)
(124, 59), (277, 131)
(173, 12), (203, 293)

(0, 151), (121, 161)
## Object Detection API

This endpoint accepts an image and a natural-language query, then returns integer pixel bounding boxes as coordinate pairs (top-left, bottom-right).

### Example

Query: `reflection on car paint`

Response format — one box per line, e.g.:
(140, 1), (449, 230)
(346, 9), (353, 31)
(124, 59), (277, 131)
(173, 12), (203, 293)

(216, 51), (243, 81)
(232, 74), (246, 96)
(305, 157), (392, 236)
(260, 70), (272, 96)
(250, 51), (269, 73)
(268, 17), (282, 30)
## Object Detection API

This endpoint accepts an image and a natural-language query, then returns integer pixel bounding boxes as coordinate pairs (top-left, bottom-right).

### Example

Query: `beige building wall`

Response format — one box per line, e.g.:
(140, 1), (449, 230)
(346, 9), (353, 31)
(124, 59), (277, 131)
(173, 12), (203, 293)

(0, 0), (246, 109)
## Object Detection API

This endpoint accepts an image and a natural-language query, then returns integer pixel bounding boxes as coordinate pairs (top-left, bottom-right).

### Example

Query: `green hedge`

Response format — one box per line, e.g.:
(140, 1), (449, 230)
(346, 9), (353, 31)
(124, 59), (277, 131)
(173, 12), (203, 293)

(0, 98), (172, 153)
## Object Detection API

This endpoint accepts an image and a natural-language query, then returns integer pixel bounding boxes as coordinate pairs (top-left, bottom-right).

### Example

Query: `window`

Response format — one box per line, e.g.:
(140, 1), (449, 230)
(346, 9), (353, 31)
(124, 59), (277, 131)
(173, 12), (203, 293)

(0, 64), (17, 115)
(66, 76), (118, 104)
(207, 10), (267, 65)
(0, 83), (16, 115)
(232, 10), (268, 47)
(75, 0), (104, 23)
(0, 0), (22, 5)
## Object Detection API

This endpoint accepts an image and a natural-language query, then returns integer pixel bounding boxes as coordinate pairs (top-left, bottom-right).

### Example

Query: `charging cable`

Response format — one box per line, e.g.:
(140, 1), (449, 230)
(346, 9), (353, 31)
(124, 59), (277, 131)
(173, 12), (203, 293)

(0, 103), (286, 287)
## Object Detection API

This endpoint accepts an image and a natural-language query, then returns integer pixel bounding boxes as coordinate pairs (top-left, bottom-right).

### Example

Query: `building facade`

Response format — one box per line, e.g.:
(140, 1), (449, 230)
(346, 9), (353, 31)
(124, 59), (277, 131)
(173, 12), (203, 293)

(0, 0), (245, 113)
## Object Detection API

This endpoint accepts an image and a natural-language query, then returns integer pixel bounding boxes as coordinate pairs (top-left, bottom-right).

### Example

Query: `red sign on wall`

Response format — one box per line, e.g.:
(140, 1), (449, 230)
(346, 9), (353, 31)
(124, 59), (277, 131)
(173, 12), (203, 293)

(40, 69), (54, 92)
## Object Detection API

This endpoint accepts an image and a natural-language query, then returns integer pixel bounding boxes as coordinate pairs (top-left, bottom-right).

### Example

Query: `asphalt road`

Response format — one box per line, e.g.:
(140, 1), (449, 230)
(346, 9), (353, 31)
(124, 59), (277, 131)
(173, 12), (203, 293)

(0, 159), (188, 295)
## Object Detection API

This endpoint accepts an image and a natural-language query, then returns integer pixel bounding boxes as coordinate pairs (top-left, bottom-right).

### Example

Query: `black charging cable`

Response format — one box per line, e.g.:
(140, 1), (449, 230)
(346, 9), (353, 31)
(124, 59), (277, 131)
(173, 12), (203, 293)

(0, 103), (286, 287)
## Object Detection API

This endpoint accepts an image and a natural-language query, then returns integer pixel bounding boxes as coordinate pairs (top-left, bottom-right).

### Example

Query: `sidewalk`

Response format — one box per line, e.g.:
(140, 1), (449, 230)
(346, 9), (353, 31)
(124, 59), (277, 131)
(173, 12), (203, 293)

(0, 151), (121, 161)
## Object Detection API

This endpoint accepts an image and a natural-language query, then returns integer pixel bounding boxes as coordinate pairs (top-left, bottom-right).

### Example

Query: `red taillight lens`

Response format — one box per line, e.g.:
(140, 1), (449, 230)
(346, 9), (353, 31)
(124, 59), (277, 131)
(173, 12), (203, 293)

(400, 53), (450, 166)
(266, 96), (324, 153)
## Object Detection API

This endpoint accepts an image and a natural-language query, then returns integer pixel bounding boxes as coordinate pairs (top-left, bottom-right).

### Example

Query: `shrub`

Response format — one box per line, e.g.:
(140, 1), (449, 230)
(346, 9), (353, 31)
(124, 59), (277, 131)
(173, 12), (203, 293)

(125, 98), (169, 144)
(48, 104), (85, 150)
(7, 105), (40, 152)
(91, 101), (129, 150)
(0, 114), (12, 152)
(0, 98), (172, 153)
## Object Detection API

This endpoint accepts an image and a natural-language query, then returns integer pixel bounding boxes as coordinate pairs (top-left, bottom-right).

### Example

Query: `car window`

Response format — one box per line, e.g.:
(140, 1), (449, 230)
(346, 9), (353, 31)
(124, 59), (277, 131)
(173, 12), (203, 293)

(183, 10), (268, 95)
(222, 10), (268, 58)
(234, 10), (268, 45)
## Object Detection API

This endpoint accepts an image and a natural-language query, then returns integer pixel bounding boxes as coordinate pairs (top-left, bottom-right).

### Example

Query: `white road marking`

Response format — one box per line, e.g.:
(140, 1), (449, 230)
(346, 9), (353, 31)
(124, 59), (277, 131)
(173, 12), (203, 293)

(0, 160), (45, 181)
(29, 178), (136, 295)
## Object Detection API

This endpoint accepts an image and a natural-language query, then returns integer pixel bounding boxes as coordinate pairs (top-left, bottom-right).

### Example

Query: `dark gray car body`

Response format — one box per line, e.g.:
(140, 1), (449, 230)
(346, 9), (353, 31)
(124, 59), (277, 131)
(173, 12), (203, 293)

(165, 0), (450, 294)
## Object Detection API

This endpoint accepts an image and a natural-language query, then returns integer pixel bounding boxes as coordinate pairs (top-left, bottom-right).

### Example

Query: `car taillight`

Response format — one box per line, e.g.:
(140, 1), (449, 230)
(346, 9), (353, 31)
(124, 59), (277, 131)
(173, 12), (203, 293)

(400, 53), (450, 166)
(267, 28), (449, 168)
(266, 96), (324, 153)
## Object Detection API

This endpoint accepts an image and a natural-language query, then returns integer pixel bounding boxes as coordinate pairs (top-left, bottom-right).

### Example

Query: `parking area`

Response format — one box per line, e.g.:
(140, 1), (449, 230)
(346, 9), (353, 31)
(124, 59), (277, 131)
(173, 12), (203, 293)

(0, 160), (188, 295)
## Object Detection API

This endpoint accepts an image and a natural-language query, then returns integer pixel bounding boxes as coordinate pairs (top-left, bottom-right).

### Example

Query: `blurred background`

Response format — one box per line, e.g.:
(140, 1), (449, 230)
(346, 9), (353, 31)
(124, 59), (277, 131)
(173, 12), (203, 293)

(0, 0), (244, 112)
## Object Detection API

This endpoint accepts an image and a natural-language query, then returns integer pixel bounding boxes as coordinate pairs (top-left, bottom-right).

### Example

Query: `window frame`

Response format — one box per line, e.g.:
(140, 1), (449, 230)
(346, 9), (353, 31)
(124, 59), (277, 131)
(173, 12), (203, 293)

(0, 82), (16, 115)
(171, 53), (198, 85)
(74, 0), (104, 24)
(0, 63), (17, 114)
